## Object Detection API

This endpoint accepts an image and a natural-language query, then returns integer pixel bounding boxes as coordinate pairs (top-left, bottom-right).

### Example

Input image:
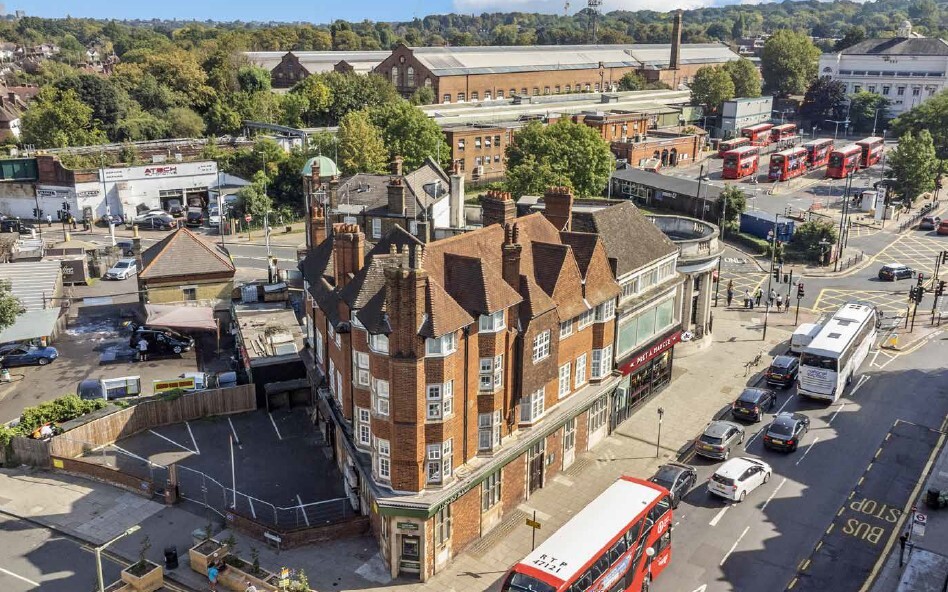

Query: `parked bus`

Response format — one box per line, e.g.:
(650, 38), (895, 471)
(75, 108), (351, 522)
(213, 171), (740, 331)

(722, 146), (760, 180)
(803, 138), (834, 169)
(741, 123), (774, 146)
(826, 144), (862, 179)
(856, 136), (884, 168)
(768, 147), (808, 182)
(718, 137), (751, 157)
(798, 302), (877, 402)
(770, 123), (798, 143)
(501, 477), (673, 592)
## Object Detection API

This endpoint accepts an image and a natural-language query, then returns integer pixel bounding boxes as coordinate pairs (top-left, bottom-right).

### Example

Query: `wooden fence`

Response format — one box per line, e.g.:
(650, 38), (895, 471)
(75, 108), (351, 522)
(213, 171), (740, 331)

(51, 455), (157, 497)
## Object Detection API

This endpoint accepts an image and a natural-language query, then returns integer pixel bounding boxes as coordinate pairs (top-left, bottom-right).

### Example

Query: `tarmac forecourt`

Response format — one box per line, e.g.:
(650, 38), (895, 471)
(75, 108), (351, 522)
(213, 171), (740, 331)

(786, 419), (946, 591)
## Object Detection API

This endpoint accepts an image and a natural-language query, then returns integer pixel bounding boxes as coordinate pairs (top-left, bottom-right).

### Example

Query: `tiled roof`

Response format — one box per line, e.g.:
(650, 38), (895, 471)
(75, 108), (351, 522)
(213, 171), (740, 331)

(419, 277), (474, 339)
(443, 254), (522, 316)
(838, 37), (948, 56)
(531, 242), (588, 319)
(139, 228), (235, 280)
(572, 201), (677, 278)
(337, 158), (450, 219)
(519, 274), (557, 321)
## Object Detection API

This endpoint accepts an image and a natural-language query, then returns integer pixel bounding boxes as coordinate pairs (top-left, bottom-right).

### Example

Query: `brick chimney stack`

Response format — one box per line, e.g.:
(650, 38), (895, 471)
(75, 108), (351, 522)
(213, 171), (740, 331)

(542, 186), (574, 231)
(332, 222), (365, 288)
(481, 189), (517, 227)
(390, 156), (403, 177)
(387, 177), (406, 215)
(670, 10), (683, 71)
(502, 223), (523, 290)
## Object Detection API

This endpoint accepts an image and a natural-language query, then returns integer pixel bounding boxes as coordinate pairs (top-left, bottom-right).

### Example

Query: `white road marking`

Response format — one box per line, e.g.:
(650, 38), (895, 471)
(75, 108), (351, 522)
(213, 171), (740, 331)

(761, 478), (787, 512)
(227, 417), (241, 448)
(709, 506), (730, 526)
(0, 566), (41, 586)
(248, 496), (256, 519)
(850, 376), (871, 397)
(269, 413), (283, 440)
(870, 350), (881, 367)
(829, 403), (846, 424)
(776, 395), (794, 414)
(690, 586), (708, 592)
(185, 421), (200, 454)
(796, 437), (821, 466)
(297, 494), (310, 527)
(148, 429), (197, 454)
(720, 526), (750, 566)
(111, 445), (158, 466)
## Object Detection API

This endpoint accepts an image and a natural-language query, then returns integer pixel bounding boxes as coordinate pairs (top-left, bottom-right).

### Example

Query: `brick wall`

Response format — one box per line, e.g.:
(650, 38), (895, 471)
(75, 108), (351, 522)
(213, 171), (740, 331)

(544, 428), (563, 482)
(502, 451), (526, 512)
(271, 54), (308, 89)
(444, 127), (512, 181)
(611, 134), (705, 169)
(144, 279), (233, 305)
(576, 409), (589, 452)
(450, 485), (482, 554)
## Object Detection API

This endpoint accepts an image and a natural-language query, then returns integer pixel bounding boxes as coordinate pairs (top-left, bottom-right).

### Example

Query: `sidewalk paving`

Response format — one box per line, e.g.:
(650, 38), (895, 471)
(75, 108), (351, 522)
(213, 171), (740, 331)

(0, 303), (809, 592)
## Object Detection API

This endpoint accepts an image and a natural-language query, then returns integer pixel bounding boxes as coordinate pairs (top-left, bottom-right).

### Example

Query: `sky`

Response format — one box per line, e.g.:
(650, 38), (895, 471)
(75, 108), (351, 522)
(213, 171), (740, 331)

(20, 0), (778, 25)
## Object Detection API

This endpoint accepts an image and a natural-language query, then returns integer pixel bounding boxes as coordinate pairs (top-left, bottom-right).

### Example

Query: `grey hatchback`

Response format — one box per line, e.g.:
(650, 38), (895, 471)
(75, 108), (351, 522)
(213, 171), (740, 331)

(695, 420), (746, 460)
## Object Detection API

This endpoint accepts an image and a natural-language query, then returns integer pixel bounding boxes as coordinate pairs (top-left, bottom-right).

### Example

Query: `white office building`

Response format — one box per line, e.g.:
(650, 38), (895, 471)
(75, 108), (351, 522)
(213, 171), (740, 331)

(818, 22), (948, 116)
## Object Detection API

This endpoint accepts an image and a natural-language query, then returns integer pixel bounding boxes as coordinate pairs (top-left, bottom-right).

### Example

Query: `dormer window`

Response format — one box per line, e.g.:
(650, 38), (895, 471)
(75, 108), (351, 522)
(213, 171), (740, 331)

(478, 311), (505, 333)
(426, 333), (457, 356)
(369, 333), (389, 354)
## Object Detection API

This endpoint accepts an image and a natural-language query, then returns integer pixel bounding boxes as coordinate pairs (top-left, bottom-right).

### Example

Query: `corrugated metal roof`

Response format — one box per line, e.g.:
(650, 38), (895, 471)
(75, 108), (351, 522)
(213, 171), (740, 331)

(0, 308), (60, 343)
(243, 50), (389, 73)
(0, 261), (61, 312)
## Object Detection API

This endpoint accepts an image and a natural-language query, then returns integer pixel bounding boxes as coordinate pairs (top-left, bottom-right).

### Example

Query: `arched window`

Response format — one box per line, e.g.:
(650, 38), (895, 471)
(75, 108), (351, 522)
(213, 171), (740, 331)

(424, 77), (432, 87)
(392, 67), (400, 86)
(407, 66), (415, 87)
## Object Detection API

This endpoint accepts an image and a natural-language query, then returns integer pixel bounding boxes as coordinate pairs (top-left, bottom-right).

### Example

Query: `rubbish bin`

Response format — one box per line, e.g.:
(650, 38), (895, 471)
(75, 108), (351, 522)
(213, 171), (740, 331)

(164, 546), (179, 570)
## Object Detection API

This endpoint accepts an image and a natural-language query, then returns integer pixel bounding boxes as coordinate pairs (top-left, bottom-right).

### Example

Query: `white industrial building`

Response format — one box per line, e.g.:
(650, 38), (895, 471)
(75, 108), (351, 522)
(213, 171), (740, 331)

(720, 96), (774, 138)
(818, 22), (948, 116)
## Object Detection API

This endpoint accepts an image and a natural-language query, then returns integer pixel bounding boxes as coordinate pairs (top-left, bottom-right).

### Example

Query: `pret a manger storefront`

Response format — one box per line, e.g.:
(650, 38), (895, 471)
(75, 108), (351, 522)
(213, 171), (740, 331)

(611, 328), (682, 431)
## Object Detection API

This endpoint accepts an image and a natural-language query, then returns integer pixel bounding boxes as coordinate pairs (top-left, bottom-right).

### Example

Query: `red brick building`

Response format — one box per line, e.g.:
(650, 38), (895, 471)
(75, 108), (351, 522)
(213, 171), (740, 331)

(300, 186), (687, 579)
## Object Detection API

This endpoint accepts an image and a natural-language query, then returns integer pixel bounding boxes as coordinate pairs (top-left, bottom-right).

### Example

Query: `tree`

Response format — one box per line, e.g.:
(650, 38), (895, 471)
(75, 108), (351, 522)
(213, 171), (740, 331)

(891, 91), (948, 159)
(504, 119), (614, 198)
(280, 93), (309, 128)
(722, 58), (761, 98)
(792, 219), (838, 262)
(717, 185), (747, 226)
(834, 26), (866, 51)
(0, 282), (22, 333)
(618, 72), (646, 92)
(731, 13), (746, 40)
(689, 66), (735, 115)
(337, 110), (388, 174)
(54, 74), (127, 135)
(847, 91), (890, 133)
(801, 77), (847, 122)
(166, 107), (206, 138)
(237, 66), (272, 93)
(367, 100), (450, 170)
(886, 130), (939, 202)
(21, 87), (107, 148)
(234, 182), (273, 219)
(760, 30), (821, 97)
(409, 86), (435, 106)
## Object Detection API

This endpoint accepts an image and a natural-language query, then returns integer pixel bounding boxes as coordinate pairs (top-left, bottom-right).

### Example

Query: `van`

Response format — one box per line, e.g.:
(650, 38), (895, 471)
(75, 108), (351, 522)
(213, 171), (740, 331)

(77, 376), (142, 400)
(790, 323), (821, 355)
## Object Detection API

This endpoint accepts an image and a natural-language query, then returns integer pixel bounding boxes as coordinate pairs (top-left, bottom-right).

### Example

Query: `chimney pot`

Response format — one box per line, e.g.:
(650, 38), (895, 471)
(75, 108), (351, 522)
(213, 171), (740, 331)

(542, 186), (574, 231)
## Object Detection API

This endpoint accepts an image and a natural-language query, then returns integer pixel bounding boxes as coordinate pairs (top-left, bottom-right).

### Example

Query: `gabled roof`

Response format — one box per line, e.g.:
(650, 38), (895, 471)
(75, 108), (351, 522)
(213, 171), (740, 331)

(443, 253), (522, 316)
(531, 242), (588, 319)
(837, 37), (948, 57)
(139, 228), (235, 280)
(572, 200), (677, 278)
(419, 277), (474, 339)
(336, 158), (450, 219)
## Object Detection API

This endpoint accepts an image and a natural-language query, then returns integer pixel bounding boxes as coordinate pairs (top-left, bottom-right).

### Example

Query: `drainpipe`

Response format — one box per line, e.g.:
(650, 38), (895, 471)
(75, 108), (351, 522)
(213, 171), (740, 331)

(462, 326), (470, 461)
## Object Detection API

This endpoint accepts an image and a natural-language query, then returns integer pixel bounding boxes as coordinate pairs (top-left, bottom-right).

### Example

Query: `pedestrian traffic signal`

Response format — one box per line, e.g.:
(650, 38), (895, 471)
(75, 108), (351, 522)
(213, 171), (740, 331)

(937, 281), (947, 297)
(913, 286), (925, 304)
(917, 272), (925, 287)
(773, 268), (780, 282)
(797, 283), (805, 299)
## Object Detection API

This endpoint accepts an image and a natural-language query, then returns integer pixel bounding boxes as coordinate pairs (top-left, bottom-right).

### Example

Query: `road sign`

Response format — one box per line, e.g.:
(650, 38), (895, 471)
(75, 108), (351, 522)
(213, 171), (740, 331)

(525, 518), (541, 529)
(244, 214), (252, 223)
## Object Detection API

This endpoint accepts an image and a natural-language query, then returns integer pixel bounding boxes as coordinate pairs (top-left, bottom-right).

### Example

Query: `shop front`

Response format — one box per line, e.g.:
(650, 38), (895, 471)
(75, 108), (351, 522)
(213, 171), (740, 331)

(610, 327), (682, 431)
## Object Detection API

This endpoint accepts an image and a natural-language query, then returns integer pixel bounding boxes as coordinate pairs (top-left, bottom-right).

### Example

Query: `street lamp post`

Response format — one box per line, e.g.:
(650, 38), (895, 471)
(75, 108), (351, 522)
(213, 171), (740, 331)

(694, 164), (706, 219)
(96, 525), (141, 592)
(655, 407), (665, 458)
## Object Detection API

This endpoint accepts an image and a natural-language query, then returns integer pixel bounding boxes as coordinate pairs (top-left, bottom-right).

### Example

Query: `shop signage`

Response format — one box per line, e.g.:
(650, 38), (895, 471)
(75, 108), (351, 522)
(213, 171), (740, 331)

(399, 560), (421, 570)
(620, 330), (682, 375)
(144, 165), (178, 177)
(104, 169), (126, 181)
(396, 521), (419, 531)
(37, 188), (68, 197)
(153, 377), (196, 393)
(77, 190), (100, 198)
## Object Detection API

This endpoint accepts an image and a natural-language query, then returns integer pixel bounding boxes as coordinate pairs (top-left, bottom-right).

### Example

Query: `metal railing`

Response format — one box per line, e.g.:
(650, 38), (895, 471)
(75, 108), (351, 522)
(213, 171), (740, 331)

(836, 251), (865, 272)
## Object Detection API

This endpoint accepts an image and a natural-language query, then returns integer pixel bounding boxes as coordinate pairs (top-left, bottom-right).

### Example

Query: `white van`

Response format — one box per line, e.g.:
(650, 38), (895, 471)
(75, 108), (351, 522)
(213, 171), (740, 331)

(790, 323), (821, 355)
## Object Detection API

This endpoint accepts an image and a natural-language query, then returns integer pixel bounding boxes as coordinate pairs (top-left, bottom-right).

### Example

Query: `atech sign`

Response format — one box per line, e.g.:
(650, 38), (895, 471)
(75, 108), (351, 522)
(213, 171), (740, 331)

(144, 166), (178, 177)
(620, 330), (682, 375)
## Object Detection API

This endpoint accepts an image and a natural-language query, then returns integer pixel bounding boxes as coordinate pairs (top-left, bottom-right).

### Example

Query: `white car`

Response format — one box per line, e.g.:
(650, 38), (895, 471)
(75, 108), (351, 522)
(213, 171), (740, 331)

(132, 209), (168, 222)
(707, 457), (772, 502)
(104, 258), (138, 280)
(208, 206), (222, 227)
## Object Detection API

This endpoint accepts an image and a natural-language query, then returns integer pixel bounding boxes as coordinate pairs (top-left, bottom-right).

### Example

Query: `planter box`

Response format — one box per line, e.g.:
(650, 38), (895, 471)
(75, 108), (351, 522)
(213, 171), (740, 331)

(218, 561), (278, 592)
(120, 561), (164, 592)
(188, 540), (229, 575)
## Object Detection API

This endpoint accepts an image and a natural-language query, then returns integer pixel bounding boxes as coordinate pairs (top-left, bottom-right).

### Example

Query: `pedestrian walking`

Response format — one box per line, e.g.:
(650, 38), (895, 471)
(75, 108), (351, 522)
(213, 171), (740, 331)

(137, 337), (149, 362)
(776, 294), (783, 312)
(726, 287), (734, 307)
(755, 287), (763, 307)
(743, 289), (751, 309)
(769, 288), (777, 307)
(245, 581), (258, 592)
(207, 561), (220, 591)
(46, 214), (52, 227)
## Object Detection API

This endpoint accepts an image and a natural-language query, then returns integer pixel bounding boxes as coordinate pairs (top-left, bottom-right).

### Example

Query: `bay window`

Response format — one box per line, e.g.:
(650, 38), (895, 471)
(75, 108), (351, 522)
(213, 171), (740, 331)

(591, 345), (613, 379)
(478, 310), (506, 333)
(532, 330), (550, 362)
(376, 439), (390, 480)
(520, 388), (546, 423)
(577, 308), (595, 330)
(478, 410), (502, 451)
(426, 333), (457, 356)
(479, 355), (504, 392)
(374, 378), (389, 416)
(426, 381), (454, 420)
(427, 439), (453, 484)
(369, 333), (389, 354)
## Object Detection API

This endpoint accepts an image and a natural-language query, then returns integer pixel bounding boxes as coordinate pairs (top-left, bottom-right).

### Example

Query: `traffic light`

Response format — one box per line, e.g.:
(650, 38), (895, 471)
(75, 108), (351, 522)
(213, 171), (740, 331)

(915, 286), (925, 304)
(797, 283), (805, 299)
(32, 208), (38, 218)
(917, 272), (925, 287)
(773, 267), (780, 282)
(909, 286), (918, 302)
(942, 250), (948, 264)
(936, 177), (943, 190)
(937, 281), (947, 298)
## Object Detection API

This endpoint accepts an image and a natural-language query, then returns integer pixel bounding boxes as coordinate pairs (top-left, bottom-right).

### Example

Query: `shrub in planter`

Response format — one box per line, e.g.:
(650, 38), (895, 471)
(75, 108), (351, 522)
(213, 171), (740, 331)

(121, 536), (164, 592)
(188, 538), (229, 576)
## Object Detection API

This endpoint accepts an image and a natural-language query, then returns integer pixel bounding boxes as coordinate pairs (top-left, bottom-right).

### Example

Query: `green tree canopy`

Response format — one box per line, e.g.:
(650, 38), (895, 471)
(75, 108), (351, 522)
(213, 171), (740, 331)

(504, 119), (614, 198)
(166, 107), (206, 138)
(0, 281), (22, 333)
(847, 91), (890, 133)
(761, 30), (821, 97)
(234, 182), (273, 219)
(21, 87), (107, 148)
(834, 26), (866, 51)
(409, 86), (435, 106)
(792, 219), (839, 262)
(337, 110), (388, 174)
(886, 130), (939, 202)
(689, 66), (735, 114)
(801, 77), (847, 123)
(367, 100), (450, 170)
(237, 65), (272, 93)
(891, 90), (948, 160)
(722, 58), (761, 98)
(718, 184), (747, 227)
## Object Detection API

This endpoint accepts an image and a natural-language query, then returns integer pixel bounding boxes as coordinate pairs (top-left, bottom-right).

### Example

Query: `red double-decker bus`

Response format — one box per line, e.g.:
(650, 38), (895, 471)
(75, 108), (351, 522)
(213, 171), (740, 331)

(826, 144), (862, 178)
(718, 137), (750, 157)
(856, 136), (884, 167)
(768, 147), (808, 182)
(803, 138), (834, 169)
(770, 123), (797, 143)
(501, 477), (673, 592)
(741, 123), (774, 146)
(722, 146), (760, 180)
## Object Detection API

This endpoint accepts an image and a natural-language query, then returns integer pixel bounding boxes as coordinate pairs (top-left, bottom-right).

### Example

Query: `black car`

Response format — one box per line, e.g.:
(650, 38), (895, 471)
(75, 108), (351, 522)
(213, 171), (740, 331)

(919, 216), (942, 231)
(649, 463), (698, 508)
(878, 263), (915, 281)
(185, 208), (204, 227)
(129, 325), (194, 355)
(766, 355), (800, 389)
(763, 412), (810, 452)
(731, 387), (777, 422)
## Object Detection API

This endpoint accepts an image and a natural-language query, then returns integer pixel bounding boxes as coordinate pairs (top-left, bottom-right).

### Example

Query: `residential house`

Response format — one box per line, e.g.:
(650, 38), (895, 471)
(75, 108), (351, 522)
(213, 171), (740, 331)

(138, 228), (236, 308)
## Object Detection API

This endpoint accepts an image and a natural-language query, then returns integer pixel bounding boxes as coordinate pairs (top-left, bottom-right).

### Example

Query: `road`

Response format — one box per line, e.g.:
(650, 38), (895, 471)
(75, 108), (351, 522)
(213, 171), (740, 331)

(653, 337), (948, 592)
(0, 515), (124, 591)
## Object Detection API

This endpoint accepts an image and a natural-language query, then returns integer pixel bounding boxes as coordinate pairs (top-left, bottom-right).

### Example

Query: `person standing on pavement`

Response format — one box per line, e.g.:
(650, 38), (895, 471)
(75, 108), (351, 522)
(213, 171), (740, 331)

(769, 288), (777, 307)
(137, 337), (149, 362)
(207, 562), (220, 591)
(726, 286), (734, 307)
(46, 214), (52, 227)
(755, 287), (763, 307)
(776, 293), (783, 312)
(743, 289), (750, 309)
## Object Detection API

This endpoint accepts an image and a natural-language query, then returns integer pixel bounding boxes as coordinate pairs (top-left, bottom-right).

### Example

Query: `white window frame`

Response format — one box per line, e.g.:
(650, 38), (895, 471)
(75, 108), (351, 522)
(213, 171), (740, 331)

(374, 378), (390, 416)
(575, 353), (587, 388)
(314, 329), (323, 364)
(368, 333), (389, 354)
(427, 439), (453, 484)
(478, 354), (504, 392)
(426, 381), (454, 420)
(595, 300), (616, 323)
(532, 330), (550, 363)
(371, 218), (381, 239)
(482, 469), (502, 511)
(577, 309), (595, 330)
(559, 319), (573, 339)
(558, 362), (571, 398)
(425, 333), (457, 357)
(520, 388), (546, 423)
(591, 344), (614, 379)
(354, 352), (370, 387)
(478, 310), (506, 333)
(377, 439), (391, 480)
(478, 410), (502, 451)
(589, 395), (608, 432)
(357, 407), (371, 446)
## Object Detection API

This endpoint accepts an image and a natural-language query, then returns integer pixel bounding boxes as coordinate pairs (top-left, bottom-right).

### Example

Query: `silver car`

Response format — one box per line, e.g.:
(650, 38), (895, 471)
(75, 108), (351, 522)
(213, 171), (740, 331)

(695, 420), (746, 460)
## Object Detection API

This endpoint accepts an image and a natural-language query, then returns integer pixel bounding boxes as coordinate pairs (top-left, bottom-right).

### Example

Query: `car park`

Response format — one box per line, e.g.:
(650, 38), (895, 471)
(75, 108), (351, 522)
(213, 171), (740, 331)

(104, 258), (138, 280)
(649, 463), (698, 508)
(919, 216), (941, 231)
(878, 263), (915, 281)
(731, 387), (777, 422)
(766, 356), (799, 389)
(939, 220), (948, 236)
(0, 344), (59, 366)
(129, 325), (195, 355)
(708, 457), (772, 502)
(695, 420), (746, 460)
(763, 412), (810, 452)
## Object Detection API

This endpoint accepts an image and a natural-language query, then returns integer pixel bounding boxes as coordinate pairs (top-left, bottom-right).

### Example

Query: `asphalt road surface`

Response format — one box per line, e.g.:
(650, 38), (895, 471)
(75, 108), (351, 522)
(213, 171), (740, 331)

(653, 338), (948, 592)
(0, 515), (123, 592)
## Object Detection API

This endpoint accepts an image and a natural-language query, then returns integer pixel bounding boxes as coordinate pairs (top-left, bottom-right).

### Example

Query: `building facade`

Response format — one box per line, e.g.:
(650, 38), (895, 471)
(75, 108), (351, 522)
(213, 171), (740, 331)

(610, 130), (707, 169)
(245, 50), (390, 88)
(442, 124), (514, 183)
(300, 188), (685, 580)
(818, 23), (948, 116)
(720, 96), (774, 138)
